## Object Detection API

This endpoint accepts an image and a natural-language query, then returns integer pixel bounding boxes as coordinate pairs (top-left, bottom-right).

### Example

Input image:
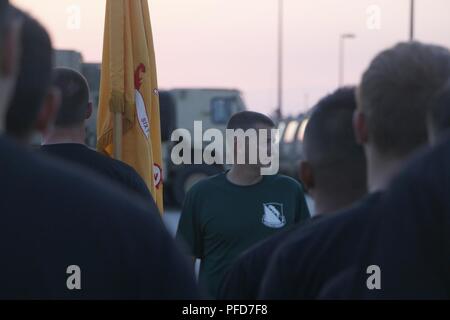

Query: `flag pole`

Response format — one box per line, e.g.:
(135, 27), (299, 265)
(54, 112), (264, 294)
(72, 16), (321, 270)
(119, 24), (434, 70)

(113, 112), (123, 160)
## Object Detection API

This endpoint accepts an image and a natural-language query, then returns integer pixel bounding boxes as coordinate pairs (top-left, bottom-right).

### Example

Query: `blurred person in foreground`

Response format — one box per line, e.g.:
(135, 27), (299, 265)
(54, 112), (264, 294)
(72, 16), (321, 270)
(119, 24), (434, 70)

(41, 68), (154, 203)
(347, 80), (450, 298)
(176, 111), (310, 299)
(260, 41), (450, 299)
(352, 131), (450, 298)
(5, 5), (58, 145)
(0, 2), (198, 299)
(218, 87), (367, 299)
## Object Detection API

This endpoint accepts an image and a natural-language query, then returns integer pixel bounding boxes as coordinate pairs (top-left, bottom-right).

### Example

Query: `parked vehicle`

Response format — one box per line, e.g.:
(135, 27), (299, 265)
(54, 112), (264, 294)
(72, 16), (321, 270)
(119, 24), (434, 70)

(277, 115), (310, 179)
(160, 88), (246, 205)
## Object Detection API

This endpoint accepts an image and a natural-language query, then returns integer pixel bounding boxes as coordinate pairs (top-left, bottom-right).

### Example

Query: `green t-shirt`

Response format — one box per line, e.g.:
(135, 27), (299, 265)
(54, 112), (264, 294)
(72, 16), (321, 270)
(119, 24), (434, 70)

(176, 172), (310, 298)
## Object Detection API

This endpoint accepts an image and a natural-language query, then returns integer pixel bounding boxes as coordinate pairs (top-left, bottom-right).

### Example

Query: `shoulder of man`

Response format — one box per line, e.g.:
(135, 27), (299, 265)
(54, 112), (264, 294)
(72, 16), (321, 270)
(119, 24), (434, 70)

(44, 144), (153, 198)
(105, 154), (141, 176)
(392, 136), (450, 194)
(98, 152), (155, 198)
(185, 171), (226, 197)
(281, 192), (382, 260)
(110, 157), (149, 182)
(269, 174), (306, 192)
(16, 142), (155, 239)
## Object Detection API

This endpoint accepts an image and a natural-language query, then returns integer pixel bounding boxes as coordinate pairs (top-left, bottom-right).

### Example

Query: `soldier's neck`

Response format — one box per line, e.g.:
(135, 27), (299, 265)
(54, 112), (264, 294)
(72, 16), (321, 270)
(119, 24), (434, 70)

(366, 146), (407, 193)
(43, 125), (86, 146)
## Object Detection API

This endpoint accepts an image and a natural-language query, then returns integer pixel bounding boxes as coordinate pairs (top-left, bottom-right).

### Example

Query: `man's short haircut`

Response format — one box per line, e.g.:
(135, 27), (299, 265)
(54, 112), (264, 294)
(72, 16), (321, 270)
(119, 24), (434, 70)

(304, 87), (366, 195)
(428, 82), (450, 137)
(358, 42), (450, 157)
(5, 8), (53, 138)
(52, 67), (90, 127)
(227, 111), (275, 131)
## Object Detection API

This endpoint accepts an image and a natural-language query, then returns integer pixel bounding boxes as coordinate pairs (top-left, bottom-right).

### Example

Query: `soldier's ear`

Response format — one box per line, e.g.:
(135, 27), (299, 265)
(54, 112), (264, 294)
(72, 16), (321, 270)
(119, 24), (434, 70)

(300, 160), (314, 192)
(353, 110), (368, 145)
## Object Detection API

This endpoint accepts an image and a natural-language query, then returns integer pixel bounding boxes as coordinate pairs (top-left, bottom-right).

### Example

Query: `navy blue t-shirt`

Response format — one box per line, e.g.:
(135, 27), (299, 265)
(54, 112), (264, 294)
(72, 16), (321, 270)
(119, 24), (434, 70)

(41, 143), (153, 203)
(353, 138), (450, 299)
(218, 216), (320, 300)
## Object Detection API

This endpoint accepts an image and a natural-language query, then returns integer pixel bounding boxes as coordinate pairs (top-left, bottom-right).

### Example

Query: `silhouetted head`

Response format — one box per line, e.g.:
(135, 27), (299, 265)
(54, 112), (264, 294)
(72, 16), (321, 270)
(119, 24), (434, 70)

(5, 7), (57, 143)
(51, 67), (92, 128)
(355, 42), (450, 158)
(301, 87), (367, 215)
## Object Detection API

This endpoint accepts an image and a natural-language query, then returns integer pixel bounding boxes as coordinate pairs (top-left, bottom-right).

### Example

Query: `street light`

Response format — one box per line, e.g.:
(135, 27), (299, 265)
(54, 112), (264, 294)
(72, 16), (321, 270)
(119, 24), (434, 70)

(276, 0), (284, 120)
(409, 0), (415, 41)
(338, 33), (356, 87)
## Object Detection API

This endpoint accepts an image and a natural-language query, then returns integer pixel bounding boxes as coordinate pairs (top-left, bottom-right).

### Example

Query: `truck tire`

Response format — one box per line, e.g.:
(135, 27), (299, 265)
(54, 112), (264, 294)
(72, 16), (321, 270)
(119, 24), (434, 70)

(173, 165), (223, 206)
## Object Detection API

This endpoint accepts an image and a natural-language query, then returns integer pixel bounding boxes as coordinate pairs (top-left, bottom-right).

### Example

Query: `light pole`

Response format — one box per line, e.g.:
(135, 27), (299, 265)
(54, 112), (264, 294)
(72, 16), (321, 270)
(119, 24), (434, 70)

(338, 33), (355, 87)
(276, 0), (284, 120)
(409, 0), (415, 41)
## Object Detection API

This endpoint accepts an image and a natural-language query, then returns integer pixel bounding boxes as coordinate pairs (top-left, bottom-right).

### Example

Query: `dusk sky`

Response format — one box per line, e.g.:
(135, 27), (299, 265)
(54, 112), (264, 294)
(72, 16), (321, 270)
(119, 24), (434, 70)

(11, 0), (450, 116)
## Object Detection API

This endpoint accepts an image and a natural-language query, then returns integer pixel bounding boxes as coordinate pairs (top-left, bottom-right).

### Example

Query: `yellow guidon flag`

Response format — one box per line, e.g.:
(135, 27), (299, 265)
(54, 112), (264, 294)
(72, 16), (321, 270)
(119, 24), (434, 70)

(97, 0), (163, 213)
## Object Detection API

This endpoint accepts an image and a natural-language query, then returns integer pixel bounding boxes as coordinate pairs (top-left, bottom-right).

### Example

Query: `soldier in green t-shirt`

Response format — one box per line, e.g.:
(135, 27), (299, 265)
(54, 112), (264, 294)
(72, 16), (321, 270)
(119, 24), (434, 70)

(176, 111), (310, 298)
